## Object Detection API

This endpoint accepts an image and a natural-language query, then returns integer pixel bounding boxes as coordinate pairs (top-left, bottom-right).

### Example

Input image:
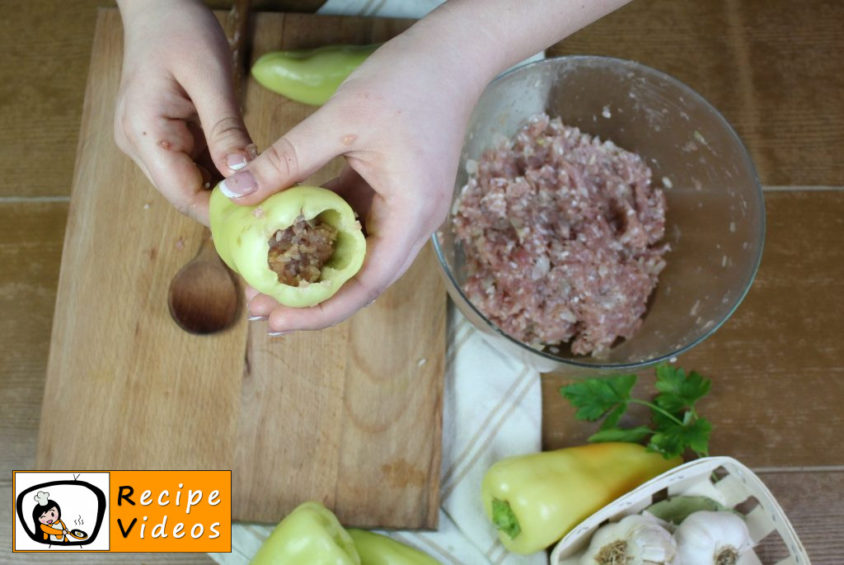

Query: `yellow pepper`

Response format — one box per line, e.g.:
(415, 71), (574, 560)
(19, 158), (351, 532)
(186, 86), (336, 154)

(252, 44), (379, 106)
(250, 503), (441, 565)
(250, 501), (359, 565)
(481, 443), (682, 555)
(209, 185), (366, 308)
(348, 529), (440, 565)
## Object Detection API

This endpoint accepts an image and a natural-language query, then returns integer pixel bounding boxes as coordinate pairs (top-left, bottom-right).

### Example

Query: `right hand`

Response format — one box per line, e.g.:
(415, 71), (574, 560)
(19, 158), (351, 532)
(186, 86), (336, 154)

(114, 0), (254, 225)
(222, 30), (492, 332)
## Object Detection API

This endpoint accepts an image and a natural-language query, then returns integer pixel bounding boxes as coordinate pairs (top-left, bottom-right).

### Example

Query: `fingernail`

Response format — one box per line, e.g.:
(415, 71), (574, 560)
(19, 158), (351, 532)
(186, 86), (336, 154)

(226, 153), (248, 171)
(246, 143), (259, 160)
(268, 330), (292, 337)
(219, 170), (257, 198)
(248, 315), (267, 321)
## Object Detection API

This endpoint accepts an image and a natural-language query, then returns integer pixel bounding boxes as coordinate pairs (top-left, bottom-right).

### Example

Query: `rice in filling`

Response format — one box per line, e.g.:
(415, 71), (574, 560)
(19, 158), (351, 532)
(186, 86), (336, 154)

(268, 215), (338, 286)
(453, 114), (669, 357)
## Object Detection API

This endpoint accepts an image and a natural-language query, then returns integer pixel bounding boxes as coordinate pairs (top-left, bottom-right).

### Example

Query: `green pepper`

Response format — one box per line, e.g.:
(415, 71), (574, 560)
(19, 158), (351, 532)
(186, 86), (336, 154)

(250, 501), (360, 565)
(481, 442), (682, 555)
(251, 44), (379, 105)
(210, 185), (366, 308)
(347, 529), (440, 565)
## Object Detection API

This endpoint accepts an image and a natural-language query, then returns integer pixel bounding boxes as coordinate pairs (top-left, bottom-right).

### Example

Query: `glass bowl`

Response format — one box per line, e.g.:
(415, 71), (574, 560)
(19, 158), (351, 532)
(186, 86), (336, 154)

(432, 56), (765, 374)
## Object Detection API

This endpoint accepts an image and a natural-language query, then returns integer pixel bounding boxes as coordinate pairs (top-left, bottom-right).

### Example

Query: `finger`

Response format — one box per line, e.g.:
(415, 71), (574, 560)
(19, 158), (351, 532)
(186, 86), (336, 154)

(244, 285), (261, 302)
(247, 293), (277, 318)
(149, 154), (211, 224)
(218, 111), (344, 204)
(266, 221), (425, 332)
(132, 118), (212, 224)
(189, 76), (255, 176)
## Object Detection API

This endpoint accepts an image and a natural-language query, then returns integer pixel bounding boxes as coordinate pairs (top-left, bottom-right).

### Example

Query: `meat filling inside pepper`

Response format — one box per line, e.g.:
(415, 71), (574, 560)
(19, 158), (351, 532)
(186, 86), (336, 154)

(268, 215), (338, 286)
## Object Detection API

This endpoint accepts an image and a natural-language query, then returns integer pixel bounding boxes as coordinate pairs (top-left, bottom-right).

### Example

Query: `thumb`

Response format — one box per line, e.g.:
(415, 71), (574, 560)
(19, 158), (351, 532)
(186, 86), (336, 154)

(190, 74), (254, 176)
(218, 111), (344, 205)
(204, 113), (256, 175)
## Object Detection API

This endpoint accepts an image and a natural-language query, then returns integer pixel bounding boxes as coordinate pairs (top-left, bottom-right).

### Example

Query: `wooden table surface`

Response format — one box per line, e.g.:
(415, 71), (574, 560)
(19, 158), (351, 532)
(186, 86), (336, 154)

(2, 1), (842, 563)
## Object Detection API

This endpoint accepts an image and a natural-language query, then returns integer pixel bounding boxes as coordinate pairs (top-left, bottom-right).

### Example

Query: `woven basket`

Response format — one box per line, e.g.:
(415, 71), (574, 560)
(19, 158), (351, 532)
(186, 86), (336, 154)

(549, 456), (810, 565)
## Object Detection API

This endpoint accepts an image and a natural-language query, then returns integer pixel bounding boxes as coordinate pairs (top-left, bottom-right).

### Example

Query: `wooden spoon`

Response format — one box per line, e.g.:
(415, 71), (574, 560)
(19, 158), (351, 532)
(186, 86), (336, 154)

(167, 230), (240, 334)
(167, 0), (251, 335)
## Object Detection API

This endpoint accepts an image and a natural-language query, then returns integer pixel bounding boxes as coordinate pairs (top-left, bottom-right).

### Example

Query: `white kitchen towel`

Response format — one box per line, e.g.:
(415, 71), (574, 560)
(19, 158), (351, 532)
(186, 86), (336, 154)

(209, 306), (545, 565)
(317, 0), (546, 67)
(317, 0), (446, 18)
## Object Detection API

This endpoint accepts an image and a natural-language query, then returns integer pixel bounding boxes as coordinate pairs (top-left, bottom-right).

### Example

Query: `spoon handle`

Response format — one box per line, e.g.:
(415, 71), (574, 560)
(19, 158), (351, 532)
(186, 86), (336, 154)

(195, 228), (219, 263)
(228, 0), (251, 110)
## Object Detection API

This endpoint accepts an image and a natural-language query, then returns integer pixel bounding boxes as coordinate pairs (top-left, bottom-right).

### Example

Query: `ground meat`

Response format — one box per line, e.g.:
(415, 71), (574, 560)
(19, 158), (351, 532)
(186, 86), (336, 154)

(453, 114), (668, 357)
(268, 215), (338, 286)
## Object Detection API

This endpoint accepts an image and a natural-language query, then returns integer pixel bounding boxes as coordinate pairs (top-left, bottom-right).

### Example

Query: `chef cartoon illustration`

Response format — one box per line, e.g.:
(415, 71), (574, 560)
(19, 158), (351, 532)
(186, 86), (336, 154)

(32, 491), (70, 542)
(14, 474), (107, 551)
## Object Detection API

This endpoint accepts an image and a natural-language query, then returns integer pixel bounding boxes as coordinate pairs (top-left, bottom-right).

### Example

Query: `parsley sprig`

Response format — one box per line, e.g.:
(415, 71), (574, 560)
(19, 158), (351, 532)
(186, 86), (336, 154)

(560, 365), (712, 459)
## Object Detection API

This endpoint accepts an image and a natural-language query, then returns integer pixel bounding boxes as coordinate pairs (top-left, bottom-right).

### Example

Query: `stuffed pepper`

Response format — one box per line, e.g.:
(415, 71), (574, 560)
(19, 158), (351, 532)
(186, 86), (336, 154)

(210, 185), (366, 308)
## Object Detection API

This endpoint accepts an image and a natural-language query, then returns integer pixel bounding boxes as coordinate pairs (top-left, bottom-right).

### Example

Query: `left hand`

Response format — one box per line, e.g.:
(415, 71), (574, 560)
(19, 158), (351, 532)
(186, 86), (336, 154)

(114, 0), (254, 225)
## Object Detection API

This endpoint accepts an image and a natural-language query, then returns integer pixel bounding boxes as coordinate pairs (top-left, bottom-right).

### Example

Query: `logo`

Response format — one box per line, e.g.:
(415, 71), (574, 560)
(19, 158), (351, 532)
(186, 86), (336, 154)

(14, 472), (109, 551)
(13, 471), (231, 553)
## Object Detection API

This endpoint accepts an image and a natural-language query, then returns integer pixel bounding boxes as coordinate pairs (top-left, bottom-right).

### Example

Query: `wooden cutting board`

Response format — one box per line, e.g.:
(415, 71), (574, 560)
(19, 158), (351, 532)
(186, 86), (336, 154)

(36, 9), (445, 529)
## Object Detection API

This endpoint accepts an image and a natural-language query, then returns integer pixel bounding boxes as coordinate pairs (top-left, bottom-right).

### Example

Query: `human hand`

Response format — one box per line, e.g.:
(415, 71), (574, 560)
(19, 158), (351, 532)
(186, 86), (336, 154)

(114, 0), (254, 225)
(221, 31), (494, 333)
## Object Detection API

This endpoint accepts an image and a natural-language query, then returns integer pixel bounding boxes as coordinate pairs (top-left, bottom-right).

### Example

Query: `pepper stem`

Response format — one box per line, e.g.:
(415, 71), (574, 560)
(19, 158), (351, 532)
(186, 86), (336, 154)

(491, 498), (521, 539)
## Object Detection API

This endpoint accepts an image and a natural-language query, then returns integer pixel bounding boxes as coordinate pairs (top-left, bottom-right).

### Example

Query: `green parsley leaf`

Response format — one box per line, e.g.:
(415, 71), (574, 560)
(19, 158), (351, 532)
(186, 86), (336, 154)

(560, 374), (637, 423)
(650, 405), (678, 430)
(559, 365), (714, 460)
(654, 365), (711, 414)
(600, 401), (629, 431)
(685, 418), (712, 456)
(649, 417), (712, 458)
(589, 426), (654, 444)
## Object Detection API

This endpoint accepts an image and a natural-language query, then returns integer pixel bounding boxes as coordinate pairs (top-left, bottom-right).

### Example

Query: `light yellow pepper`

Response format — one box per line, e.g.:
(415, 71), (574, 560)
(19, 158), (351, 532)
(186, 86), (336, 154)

(348, 529), (440, 565)
(252, 44), (379, 106)
(251, 502), (360, 565)
(482, 443), (682, 555)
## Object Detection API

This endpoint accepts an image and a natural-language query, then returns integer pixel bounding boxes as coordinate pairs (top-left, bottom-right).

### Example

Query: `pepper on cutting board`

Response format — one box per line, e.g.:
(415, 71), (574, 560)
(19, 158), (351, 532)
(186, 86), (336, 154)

(481, 442), (682, 555)
(251, 44), (379, 105)
(209, 184), (366, 308)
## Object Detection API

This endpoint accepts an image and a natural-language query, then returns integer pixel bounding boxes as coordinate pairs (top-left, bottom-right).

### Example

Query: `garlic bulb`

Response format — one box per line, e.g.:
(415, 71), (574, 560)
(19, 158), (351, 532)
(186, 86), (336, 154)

(581, 514), (677, 565)
(673, 511), (754, 565)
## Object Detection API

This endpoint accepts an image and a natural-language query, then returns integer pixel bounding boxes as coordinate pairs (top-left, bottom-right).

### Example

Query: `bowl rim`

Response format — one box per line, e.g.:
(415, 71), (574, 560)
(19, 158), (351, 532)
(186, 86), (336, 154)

(431, 54), (766, 371)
